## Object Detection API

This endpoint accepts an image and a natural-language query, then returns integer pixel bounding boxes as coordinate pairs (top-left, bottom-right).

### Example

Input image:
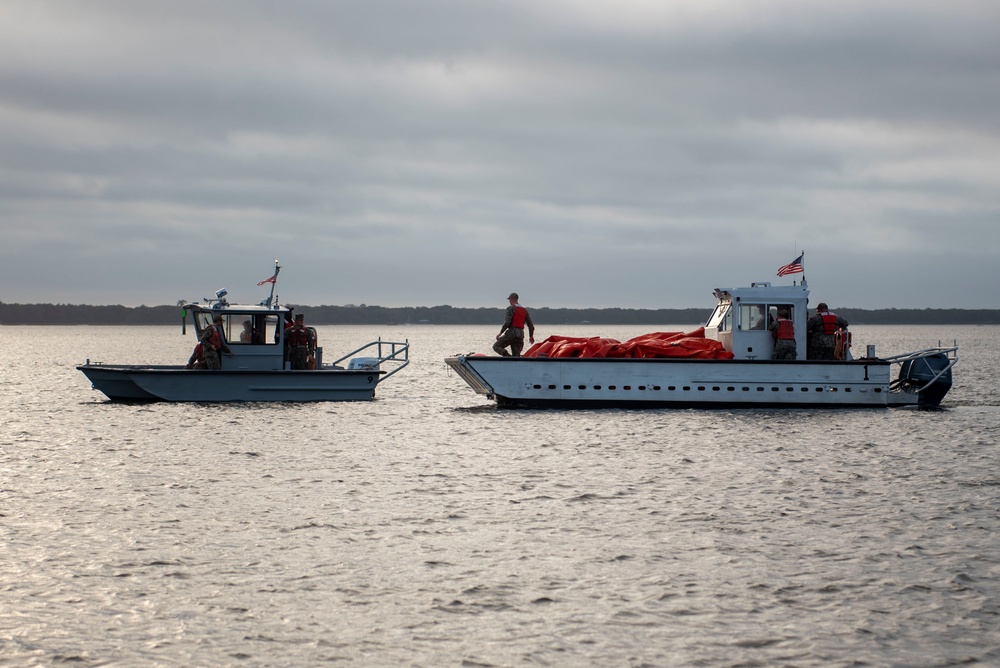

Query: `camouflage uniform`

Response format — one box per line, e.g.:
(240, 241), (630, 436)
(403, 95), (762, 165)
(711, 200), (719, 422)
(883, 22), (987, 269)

(285, 319), (315, 370)
(493, 303), (535, 357)
(199, 322), (230, 370)
(494, 327), (524, 357)
(771, 338), (797, 360)
(769, 313), (797, 360)
(289, 345), (310, 370)
(185, 343), (206, 369)
(807, 309), (849, 360)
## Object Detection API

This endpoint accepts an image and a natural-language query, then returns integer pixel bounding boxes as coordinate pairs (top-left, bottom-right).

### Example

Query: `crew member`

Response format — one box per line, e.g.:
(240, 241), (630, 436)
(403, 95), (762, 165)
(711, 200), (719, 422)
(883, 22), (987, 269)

(200, 314), (232, 370)
(285, 312), (316, 370)
(769, 307), (796, 360)
(807, 302), (849, 360)
(240, 319), (256, 343)
(493, 292), (535, 357)
(185, 343), (206, 369)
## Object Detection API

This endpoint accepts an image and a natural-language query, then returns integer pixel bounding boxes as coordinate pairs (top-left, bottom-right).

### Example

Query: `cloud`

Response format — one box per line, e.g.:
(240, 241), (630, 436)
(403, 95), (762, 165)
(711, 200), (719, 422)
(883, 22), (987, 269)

(1, 0), (998, 309)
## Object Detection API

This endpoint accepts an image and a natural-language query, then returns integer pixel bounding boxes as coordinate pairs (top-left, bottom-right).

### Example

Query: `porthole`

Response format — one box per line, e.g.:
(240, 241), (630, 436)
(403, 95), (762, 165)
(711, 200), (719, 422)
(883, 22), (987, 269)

(594, 385), (602, 390)
(609, 385), (617, 390)
(533, 384), (541, 389)
(623, 386), (631, 391)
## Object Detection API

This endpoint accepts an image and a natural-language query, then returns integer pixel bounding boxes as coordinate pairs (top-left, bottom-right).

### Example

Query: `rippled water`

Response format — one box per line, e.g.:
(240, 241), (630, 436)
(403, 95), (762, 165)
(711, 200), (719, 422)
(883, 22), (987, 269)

(2, 324), (998, 666)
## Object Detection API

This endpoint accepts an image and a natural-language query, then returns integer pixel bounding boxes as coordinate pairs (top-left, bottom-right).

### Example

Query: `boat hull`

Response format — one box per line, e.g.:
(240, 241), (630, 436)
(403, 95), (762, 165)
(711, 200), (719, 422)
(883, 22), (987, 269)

(445, 356), (925, 408)
(78, 365), (386, 402)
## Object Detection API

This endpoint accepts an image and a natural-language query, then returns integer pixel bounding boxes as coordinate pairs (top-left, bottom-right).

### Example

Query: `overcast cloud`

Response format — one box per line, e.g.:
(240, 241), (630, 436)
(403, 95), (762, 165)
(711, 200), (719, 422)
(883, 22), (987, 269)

(1, 0), (998, 309)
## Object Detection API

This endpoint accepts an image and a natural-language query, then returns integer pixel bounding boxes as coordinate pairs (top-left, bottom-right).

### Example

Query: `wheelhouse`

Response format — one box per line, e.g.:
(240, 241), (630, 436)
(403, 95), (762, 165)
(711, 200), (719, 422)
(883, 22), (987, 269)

(183, 302), (316, 371)
(704, 281), (811, 360)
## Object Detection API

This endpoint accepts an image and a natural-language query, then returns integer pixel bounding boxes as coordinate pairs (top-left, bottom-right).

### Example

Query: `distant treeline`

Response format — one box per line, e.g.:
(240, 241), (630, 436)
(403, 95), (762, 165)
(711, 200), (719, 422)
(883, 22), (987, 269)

(2, 302), (999, 326)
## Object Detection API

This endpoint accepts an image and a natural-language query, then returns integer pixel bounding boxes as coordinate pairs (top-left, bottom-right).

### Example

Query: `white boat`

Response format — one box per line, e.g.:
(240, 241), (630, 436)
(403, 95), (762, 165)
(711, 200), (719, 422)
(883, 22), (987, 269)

(78, 265), (409, 402)
(445, 278), (957, 409)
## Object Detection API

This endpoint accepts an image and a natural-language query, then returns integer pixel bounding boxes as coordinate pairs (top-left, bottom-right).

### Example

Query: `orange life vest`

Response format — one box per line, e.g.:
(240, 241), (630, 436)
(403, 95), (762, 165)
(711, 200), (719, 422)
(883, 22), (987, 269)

(286, 326), (311, 347)
(773, 318), (794, 340)
(206, 325), (223, 351)
(511, 305), (528, 329)
(819, 312), (839, 335)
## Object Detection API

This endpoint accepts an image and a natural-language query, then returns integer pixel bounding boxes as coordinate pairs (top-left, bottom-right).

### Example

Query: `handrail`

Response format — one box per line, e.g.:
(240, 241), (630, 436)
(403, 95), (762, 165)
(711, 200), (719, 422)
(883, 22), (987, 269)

(884, 342), (958, 394)
(878, 342), (958, 364)
(329, 338), (410, 383)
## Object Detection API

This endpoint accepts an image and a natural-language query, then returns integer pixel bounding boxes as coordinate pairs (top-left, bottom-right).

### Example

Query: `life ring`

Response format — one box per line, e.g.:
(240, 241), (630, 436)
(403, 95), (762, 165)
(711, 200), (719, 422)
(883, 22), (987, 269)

(834, 328), (852, 360)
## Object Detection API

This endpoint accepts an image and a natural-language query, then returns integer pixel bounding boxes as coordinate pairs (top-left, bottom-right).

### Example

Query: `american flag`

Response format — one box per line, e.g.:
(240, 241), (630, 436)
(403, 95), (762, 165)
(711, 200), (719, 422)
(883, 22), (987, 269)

(257, 275), (277, 286)
(777, 253), (804, 277)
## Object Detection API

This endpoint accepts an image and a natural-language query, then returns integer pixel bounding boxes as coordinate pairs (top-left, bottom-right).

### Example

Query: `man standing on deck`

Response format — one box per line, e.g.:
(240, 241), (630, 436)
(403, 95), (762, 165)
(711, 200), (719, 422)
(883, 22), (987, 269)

(807, 303), (849, 360)
(494, 292), (535, 357)
(285, 312), (316, 369)
(769, 308), (797, 360)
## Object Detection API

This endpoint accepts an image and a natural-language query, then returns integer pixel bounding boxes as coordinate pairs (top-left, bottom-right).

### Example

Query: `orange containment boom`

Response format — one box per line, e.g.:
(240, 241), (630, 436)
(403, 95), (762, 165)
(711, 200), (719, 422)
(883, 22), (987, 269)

(523, 328), (734, 360)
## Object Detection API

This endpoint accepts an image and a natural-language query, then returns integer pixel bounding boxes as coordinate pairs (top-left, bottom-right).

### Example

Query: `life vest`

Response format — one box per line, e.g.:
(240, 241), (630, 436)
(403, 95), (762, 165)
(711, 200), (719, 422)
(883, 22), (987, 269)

(773, 318), (794, 340)
(834, 328), (852, 360)
(287, 326), (310, 347)
(819, 311), (839, 335)
(206, 325), (223, 351)
(511, 305), (528, 329)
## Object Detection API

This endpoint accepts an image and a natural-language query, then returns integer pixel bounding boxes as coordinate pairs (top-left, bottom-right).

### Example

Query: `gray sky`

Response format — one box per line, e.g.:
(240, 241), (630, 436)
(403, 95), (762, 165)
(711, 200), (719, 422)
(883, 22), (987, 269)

(2, 0), (998, 309)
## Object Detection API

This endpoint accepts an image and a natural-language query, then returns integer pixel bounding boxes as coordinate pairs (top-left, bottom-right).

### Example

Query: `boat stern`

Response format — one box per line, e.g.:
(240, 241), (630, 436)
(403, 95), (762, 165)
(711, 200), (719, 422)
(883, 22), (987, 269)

(890, 348), (957, 408)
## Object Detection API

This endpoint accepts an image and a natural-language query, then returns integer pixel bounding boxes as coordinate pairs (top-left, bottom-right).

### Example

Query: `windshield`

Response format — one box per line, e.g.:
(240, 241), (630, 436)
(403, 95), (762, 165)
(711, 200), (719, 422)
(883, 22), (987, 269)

(195, 311), (280, 345)
(706, 303), (731, 330)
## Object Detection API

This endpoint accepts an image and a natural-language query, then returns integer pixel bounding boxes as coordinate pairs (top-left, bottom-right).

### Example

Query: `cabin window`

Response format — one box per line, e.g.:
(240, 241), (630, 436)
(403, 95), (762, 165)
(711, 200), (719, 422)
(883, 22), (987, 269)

(196, 312), (280, 345)
(739, 304), (770, 331)
(235, 315), (279, 345)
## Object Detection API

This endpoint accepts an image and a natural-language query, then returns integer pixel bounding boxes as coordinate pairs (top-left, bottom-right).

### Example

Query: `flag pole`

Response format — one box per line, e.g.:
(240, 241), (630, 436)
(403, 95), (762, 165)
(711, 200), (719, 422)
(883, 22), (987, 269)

(265, 260), (280, 308)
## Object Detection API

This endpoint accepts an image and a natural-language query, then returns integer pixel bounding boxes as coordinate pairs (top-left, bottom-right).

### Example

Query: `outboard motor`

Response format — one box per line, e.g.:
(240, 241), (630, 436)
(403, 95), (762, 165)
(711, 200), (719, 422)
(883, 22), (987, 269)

(897, 353), (953, 408)
(348, 357), (380, 371)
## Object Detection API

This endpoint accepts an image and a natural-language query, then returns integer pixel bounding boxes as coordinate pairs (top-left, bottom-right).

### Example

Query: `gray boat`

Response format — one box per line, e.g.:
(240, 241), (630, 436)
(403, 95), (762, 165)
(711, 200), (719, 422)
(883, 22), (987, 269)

(78, 265), (409, 402)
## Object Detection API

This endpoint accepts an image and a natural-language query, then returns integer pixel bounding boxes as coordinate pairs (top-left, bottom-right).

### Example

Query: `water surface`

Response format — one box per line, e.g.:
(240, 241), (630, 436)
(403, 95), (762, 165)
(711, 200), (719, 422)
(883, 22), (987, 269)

(1, 324), (998, 666)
